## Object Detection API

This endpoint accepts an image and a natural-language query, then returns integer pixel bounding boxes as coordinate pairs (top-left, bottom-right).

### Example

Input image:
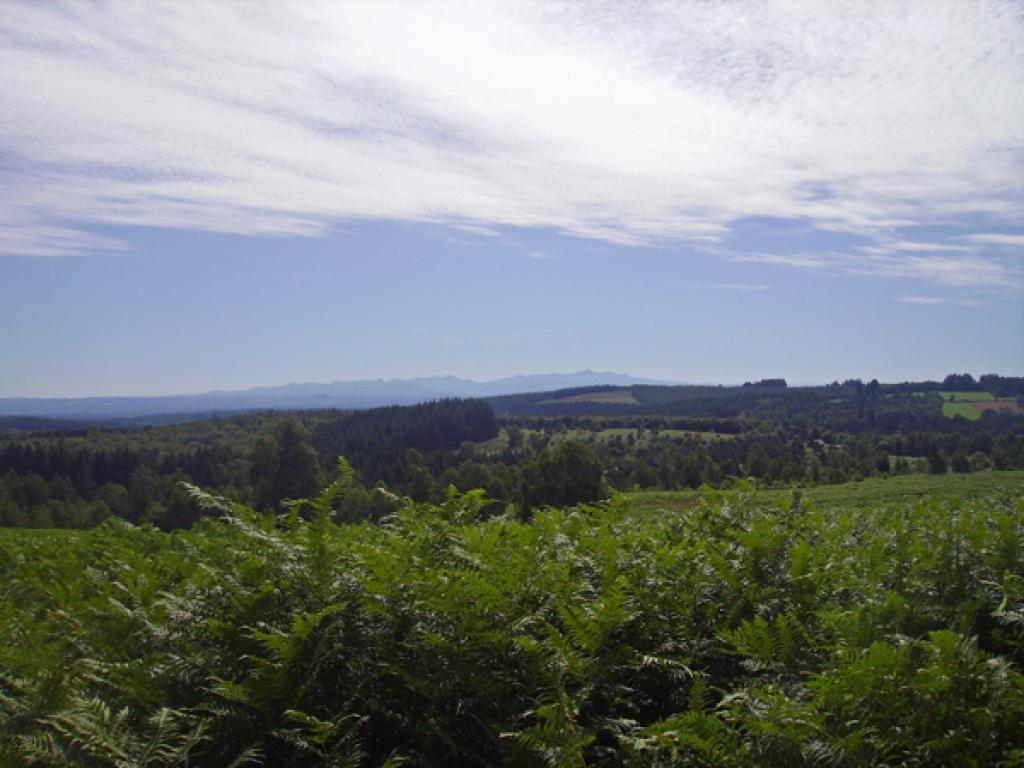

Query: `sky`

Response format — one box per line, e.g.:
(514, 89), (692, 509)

(1, 0), (1022, 397)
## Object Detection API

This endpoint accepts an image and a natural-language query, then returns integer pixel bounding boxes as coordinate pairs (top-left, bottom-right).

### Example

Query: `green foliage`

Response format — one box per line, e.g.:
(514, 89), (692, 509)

(17, 697), (205, 767)
(519, 441), (606, 514)
(249, 419), (323, 511)
(4, 387), (1024, 529)
(1, 485), (1023, 766)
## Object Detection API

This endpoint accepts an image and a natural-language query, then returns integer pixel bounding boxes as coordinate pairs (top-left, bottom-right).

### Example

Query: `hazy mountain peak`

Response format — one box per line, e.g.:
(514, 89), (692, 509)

(0, 371), (672, 420)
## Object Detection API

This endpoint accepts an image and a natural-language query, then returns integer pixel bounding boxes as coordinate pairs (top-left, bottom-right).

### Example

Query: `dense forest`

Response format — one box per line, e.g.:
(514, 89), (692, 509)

(1, 376), (1023, 530)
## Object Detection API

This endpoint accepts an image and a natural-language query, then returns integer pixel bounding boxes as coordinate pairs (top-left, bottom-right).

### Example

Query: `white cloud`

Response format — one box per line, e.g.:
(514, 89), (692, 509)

(0, 217), (126, 257)
(855, 251), (1019, 288)
(726, 241), (1023, 291)
(899, 295), (946, 305)
(862, 241), (973, 254)
(731, 252), (829, 270)
(1, 0), (1022, 286)
(961, 233), (1024, 247)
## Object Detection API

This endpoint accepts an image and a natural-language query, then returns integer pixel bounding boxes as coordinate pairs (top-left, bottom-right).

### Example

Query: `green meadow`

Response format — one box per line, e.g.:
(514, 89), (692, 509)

(939, 391), (1020, 420)
(943, 401), (983, 420)
(628, 469), (1024, 515)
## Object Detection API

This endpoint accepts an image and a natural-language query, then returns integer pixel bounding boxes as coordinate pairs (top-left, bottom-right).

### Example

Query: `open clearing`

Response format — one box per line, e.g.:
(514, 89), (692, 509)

(538, 390), (639, 405)
(941, 394), (1020, 419)
(942, 402), (982, 420)
(627, 470), (1024, 515)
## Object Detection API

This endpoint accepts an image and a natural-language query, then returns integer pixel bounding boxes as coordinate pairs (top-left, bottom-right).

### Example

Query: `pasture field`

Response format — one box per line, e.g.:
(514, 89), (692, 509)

(628, 469), (1024, 516)
(941, 392), (1021, 419)
(943, 401), (983, 420)
(538, 389), (640, 405)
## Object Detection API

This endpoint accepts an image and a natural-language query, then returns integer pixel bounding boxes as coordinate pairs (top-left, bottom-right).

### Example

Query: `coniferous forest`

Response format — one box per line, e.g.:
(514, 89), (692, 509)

(1, 378), (1022, 530)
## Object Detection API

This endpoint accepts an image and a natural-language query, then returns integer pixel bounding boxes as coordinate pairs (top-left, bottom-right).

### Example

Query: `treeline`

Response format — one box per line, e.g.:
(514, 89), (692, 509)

(260, 411), (1024, 510)
(510, 414), (746, 434)
(743, 377), (787, 387)
(589, 426), (1024, 489)
(491, 375), (1023, 425)
(942, 372), (1024, 395)
(0, 399), (501, 529)
(0, 440), (235, 488)
(3, 393), (1024, 530)
(0, 441), (242, 529)
(311, 398), (497, 479)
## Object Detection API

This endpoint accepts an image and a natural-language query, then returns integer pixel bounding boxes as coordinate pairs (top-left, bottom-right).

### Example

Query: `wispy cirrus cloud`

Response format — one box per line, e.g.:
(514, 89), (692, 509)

(730, 252), (829, 270)
(853, 241), (1022, 289)
(861, 241), (974, 254)
(0, 208), (128, 257)
(856, 253), (1017, 288)
(960, 233), (1024, 247)
(0, 0), (1022, 290)
(720, 238), (1023, 292)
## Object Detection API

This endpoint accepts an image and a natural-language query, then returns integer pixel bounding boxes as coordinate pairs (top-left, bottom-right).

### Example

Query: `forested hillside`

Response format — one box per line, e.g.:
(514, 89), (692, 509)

(490, 374), (1024, 428)
(2, 378), (1023, 530)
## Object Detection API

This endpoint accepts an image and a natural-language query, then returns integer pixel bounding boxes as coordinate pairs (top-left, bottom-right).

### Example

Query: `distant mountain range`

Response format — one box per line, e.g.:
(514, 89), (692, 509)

(0, 371), (671, 421)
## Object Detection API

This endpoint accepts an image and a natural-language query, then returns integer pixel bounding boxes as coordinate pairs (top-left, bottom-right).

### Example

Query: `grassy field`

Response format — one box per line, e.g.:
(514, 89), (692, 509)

(628, 469), (1024, 515)
(538, 389), (640, 405)
(940, 391), (1020, 419)
(939, 391), (995, 419)
(942, 401), (983, 420)
(9, 472), (1021, 546)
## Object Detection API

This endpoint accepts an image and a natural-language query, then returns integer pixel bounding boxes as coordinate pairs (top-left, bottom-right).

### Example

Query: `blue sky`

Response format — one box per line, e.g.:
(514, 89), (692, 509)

(1, 1), (1022, 397)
